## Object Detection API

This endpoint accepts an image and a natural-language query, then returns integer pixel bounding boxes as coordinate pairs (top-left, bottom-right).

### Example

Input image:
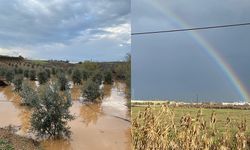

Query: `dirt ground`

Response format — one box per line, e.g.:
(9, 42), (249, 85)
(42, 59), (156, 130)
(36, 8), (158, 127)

(0, 127), (40, 150)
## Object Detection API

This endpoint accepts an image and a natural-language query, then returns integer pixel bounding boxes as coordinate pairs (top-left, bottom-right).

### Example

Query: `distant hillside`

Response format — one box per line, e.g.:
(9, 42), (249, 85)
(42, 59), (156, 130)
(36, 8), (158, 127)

(0, 55), (24, 61)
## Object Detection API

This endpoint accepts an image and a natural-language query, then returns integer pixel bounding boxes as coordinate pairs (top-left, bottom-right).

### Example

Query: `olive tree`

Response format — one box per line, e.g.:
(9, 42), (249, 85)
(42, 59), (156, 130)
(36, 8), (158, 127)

(81, 69), (89, 81)
(20, 81), (39, 107)
(82, 79), (101, 102)
(91, 71), (103, 85)
(58, 73), (68, 91)
(31, 83), (74, 139)
(29, 70), (36, 81)
(104, 70), (112, 84)
(13, 76), (23, 92)
(38, 71), (49, 84)
(24, 69), (29, 78)
(5, 70), (14, 83)
(72, 69), (82, 85)
(45, 69), (51, 78)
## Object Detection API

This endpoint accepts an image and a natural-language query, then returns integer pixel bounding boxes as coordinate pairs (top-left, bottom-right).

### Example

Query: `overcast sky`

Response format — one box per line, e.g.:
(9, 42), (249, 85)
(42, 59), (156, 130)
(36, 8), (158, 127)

(0, 0), (130, 61)
(132, 0), (250, 102)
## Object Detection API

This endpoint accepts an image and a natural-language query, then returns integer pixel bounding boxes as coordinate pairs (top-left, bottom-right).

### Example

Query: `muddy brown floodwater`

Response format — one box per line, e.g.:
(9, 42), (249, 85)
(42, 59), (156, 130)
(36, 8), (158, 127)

(0, 82), (131, 150)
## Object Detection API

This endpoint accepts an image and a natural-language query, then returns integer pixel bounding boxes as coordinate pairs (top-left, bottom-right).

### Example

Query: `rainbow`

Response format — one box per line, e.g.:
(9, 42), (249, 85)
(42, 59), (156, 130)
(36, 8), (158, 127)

(148, 1), (249, 101)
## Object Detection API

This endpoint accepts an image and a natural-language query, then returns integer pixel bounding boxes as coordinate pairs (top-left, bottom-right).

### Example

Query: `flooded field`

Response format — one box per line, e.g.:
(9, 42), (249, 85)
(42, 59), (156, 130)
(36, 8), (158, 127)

(0, 82), (130, 150)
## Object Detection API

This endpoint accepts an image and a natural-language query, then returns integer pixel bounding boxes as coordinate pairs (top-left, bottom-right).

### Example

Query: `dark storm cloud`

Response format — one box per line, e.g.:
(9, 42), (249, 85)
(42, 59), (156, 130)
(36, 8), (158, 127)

(132, 0), (250, 101)
(0, 0), (130, 61)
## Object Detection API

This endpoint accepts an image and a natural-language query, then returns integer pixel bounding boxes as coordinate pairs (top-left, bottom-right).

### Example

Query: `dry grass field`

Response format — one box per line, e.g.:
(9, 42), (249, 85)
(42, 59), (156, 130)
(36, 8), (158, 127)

(132, 104), (250, 150)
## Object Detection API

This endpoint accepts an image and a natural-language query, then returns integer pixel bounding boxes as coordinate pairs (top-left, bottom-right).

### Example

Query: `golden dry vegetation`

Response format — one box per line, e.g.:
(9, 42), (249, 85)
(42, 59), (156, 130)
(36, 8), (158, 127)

(132, 105), (250, 150)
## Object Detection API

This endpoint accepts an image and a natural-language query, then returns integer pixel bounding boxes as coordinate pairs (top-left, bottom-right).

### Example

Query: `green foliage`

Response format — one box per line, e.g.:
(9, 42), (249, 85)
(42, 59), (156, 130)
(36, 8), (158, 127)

(52, 67), (56, 75)
(67, 68), (72, 76)
(81, 69), (89, 81)
(72, 69), (82, 85)
(91, 71), (103, 85)
(17, 68), (23, 74)
(5, 70), (14, 83)
(31, 84), (74, 139)
(81, 61), (99, 71)
(45, 69), (51, 78)
(104, 70), (113, 84)
(125, 54), (131, 97)
(29, 70), (36, 81)
(38, 71), (49, 84)
(24, 69), (29, 78)
(20, 81), (39, 107)
(0, 68), (7, 76)
(82, 79), (101, 102)
(13, 76), (23, 92)
(58, 73), (68, 91)
(0, 139), (14, 150)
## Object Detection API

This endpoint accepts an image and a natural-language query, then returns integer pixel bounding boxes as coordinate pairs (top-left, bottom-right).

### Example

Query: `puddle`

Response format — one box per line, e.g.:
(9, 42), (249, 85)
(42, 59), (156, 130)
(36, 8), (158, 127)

(0, 82), (131, 150)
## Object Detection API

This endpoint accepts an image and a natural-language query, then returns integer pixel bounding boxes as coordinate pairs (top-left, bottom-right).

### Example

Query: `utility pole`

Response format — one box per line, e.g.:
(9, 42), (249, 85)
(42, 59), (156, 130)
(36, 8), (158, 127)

(196, 94), (199, 104)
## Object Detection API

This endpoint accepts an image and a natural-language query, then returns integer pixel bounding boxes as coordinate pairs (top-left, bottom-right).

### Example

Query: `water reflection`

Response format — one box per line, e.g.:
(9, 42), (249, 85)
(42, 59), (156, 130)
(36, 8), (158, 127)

(71, 85), (81, 101)
(80, 103), (103, 126)
(0, 82), (130, 150)
(103, 84), (112, 98)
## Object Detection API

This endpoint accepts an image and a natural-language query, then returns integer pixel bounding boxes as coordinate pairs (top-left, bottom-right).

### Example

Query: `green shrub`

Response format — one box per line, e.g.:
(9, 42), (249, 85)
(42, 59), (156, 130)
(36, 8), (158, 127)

(104, 70), (112, 84)
(52, 67), (56, 75)
(45, 69), (51, 78)
(92, 71), (103, 85)
(17, 68), (23, 74)
(13, 76), (23, 92)
(0, 139), (14, 150)
(0, 68), (7, 76)
(20, 81), (39, 107)
(82, 79), (101, 102)
(67, 68), (72, 76)
(29, 70), (36, 81)
(38, 71), (48, 84)
(58, 73), (68, 91)
(5, 70), (14, 83)
(24, 70), (29, 78)
(82, 69), (89, 81)
(31, 83), (74, 139)
(72, 69), (82, 85)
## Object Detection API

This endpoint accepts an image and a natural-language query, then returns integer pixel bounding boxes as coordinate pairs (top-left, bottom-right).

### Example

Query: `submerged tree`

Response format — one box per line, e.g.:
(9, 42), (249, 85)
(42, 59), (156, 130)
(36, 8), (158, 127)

(72, 69), (82, 85)
(45, 69), (51, 78)
(24, 69), (29, 78)
(29, 70), (36, 81)
(82, 79), (101, 102)
(13, 75), (23, 92)
(5, 70), (14, 83)
(38, 71), (49, 84)
(91, 71), (103, 85)
(104, 70), (113, 84)
(81, 69), (89, 81)
(20, 81), (39, 107)
(31, 83), (74, 139)
(58, 73), (68, 91)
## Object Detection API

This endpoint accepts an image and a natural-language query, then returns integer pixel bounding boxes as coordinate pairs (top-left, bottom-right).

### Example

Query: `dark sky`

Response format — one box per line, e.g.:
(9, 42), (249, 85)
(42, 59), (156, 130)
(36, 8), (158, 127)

(0, 0), (130, 62)
(132, 0), (250, 102)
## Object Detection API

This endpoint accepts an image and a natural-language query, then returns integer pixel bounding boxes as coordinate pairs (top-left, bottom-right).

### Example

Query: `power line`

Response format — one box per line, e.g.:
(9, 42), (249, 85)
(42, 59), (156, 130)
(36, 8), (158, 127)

(131, 22), (250, 35)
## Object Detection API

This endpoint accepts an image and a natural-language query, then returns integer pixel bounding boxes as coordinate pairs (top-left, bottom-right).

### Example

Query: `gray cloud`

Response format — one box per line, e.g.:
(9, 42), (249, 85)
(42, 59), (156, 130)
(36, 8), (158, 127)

(0, 0), (130, 61)
(132, 0), (250, 102)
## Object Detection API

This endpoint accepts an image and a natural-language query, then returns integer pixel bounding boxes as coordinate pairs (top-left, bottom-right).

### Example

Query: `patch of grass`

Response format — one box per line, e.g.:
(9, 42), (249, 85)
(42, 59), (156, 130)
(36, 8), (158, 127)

(0, 139), (14, 150)
(30, 60), (48, 65)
